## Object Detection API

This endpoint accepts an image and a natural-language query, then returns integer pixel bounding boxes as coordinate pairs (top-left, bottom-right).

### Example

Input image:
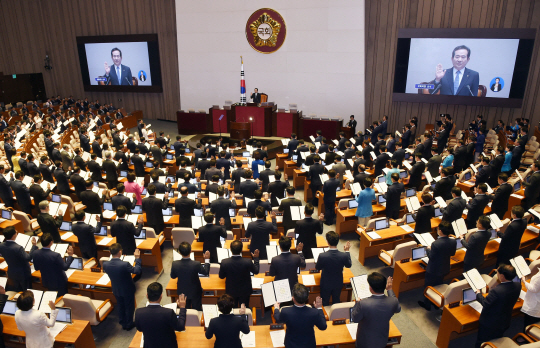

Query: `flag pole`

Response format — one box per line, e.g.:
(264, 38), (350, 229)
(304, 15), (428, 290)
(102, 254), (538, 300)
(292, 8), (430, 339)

(240, 56), (246, 105)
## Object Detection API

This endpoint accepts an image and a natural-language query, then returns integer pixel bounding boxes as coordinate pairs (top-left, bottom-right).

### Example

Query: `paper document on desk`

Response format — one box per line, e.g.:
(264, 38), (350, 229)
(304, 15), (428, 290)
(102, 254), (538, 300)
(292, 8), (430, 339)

(366, 231), (382, 240)
(98, 237), (112, 246)
(96, 274), (110, 285)
(240, 331), (256, 347)
(251, 277), (264, 289)
(65, 269), (76, 279)
(103, 210), (115, 219)
(60, 232), (73, 241)
(346, 323), (358, 340)
(49, 323), (67, 338)
(302, 274), (316, 286)
(468, 301), (483, 313)
(270, 330), (286, 348)
(399, 225), (414, 233)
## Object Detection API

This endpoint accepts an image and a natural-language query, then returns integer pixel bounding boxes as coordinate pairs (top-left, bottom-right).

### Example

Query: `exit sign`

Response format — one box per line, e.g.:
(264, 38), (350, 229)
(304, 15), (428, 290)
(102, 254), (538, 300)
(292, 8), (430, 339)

(12, 75), (16, 78)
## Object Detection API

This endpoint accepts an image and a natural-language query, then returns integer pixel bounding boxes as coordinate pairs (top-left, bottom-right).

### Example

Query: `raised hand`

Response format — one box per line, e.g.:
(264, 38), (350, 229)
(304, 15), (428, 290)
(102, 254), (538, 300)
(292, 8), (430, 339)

(0, 286), (5, 295)
(435, 63), (445, 82)
(95, 215), (101, 222)
(31, 237), (37, 246)
(134, 249), (141, 258)
(240, 303), (246, 315)
(344, 241), (351, 252)
(297, 242), (304, 252)
(386, 276), (393, 291)
(67, 246), (74, 257)
(313, 296), (323, 309)
(252, 249), (260, 258)
(104, 62), (110, 75)
(219, 217), (225, 226)
(319, 213), (324, 220)
(48, 300), (56, 310)
(204, 250), (211, 260)
(177, 294), (187, 308)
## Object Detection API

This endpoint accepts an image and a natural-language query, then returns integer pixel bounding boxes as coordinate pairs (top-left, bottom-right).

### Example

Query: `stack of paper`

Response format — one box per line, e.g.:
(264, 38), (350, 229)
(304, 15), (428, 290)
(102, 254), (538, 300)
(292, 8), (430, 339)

(351, 275), (372, 300)
(405, 196), (421, 212)
(240, 332), (256, 347)
(435, 196), (447, 208)
(261, 279), (291, 306)
(269, 330), (285, 348)
(510, 256), (531, 278)
(98, 237), (113, 246)
(266, 245), (282, 261)
(302, 274), (316, 286)
(202, 304), (220, 328)
(488, 214), (503, 229)
(452, 218), (468, 237)
(251, 277), (265, 289)
(216, 248), (231, 263)
(463, 269), (487, 292)
(290, 206), (305, 221)
(311, 248), (328, 262)
(413, 233), (436, 247)
(346, 323), (358, 339)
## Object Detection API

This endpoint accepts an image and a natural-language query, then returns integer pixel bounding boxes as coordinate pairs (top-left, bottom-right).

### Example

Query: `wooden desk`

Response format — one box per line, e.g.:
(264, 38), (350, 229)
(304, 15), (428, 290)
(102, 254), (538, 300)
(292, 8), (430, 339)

(1, 315), (96, 348)
(292, 169), (307, 189)
(129, 320), (401, 347)
(276, 153), (288, 170)
(456, 181), (475, 195)
(507, 190), (524, 219)
(0, 219), (23, 234)
(304, 178), (313, 202)
(284, 160), (296, 178)
(336, 208), (359, 236)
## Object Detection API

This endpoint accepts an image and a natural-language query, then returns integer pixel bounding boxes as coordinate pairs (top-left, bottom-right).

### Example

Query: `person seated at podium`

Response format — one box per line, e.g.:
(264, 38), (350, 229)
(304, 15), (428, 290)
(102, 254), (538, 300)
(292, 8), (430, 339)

(250, 88), (261, 104)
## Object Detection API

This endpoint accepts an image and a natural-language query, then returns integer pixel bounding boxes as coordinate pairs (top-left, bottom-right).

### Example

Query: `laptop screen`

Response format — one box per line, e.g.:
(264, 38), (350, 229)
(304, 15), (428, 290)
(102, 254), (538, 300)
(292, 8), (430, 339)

(2, 300), (17, 315)
(135, 229), (147, 240)
(119, 170), (128, 177)
(292, 155), (298, 161)
(348, 199), (358, 209)
(229, 208), (236, 217)
(406, 188), (416, 198)
(51, 194), (61, 203)
(406, 214), (415, 224)
(194, 209), (203, 217)
(166, 176), (175, 184)
(411, 246), (427, 260)
(145, 162), (153, 168)
(95, 226), (107, 236)
(434, 208), (442, 217)
(377, 195), (386, 204)
(59, 221), (72, 231)
(185, 148), (190, 153)
(375, 219), (389, 230)
(462, 288), (476, 304)
(55, 307), (72, 324)
(514, 182), (521, 192)
(131, 205), (142, 214)
(283, 149), (289, 154)
(162, 207), (173, 216)
(1, 210), (12, 220)
(166, 154), (174, 160)
(103, 202), (113, 211)
(464, 172), (471, 181)
(242, 152), (250, 157)
(400, 171), (408, 178)
(67, 257), (83, 270)
(378, 176), (386, 183)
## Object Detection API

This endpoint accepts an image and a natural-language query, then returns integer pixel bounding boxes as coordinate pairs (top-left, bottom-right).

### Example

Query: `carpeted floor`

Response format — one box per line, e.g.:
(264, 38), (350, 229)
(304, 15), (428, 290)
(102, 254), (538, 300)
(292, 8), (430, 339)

(92, 119), (530, 348)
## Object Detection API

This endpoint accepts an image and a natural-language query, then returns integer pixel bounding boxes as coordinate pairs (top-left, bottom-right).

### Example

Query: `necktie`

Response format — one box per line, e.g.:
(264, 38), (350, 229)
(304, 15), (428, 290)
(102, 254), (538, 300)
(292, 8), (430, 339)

(117, 66), (121, 84)
(454, 70), (460, 95)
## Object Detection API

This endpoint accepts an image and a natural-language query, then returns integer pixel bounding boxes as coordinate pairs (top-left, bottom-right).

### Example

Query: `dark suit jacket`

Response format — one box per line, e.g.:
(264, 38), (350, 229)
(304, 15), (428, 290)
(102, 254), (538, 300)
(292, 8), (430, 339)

(490, 183), (513, 219)
(247, 199), (271, 218)
(269, 252), (306, 290)
(39, 164), (55, 183)
(107, 64), (133, 85)
(433, 176), (454, 201)
(465, 194), (490, 228)
(37, 213), (63, 243)
(32, 248), (73, 292)
(489, 154), (505, 187)
(103, 258), (142, 297)
(135, 306), (186, 348)
(427, 155), (443, 178)
(231, 168), (245, 192)
(170, 258), (210, 299)
(80, 189), (106, 215)
(476, 281), (521, 332)
(239, 180), (258, 199)
(70, 173), (87, 198)
(523, 171), (540, 208)
(408, 162), (425, 189)
(497, 219), (527, 264)
(219, 256), (259, 298)
(258, 169), (275, 191)
(273, 305), (327, 348)
(393, 148), (405, 165)
(72, 221), (101, 258)
(205, 313), (250, 348)
(11, 180), (32, 213)
(110, 219), (143, 255)
(210, 197), (237, 230)
(374, 153), (390, 176)
(29, 183), (50, 205)
(86, 160), (101, 182)
(475, 165), (492, 186)
(198, 224), (227, 263)
(53, 168), (71, 195)
(268, 180), (289, 206)
(0, 175), (14, 207)
(0, 241), (37, 281)
(461, 229), (491, 268)
(174, 196), (201, 228)
(112, 193), (137, 211)
(322, 178), (340, 204)
(441, 197), (466, 223)
(453, 146), (467, 172)
(278, 197), (303, 232)
(294, 218), (324, 259)
(102, 159), (118, 184)
(245, 219), (277, 259)
(315, 249), (352, 291)
(384, 182), (404, 217)
(414, 205), (435, 233)
(426, 236), (456, 276)
(142, 196), (168, 227)
(92, 142), (102, 158)
(430, 67), (479, 96)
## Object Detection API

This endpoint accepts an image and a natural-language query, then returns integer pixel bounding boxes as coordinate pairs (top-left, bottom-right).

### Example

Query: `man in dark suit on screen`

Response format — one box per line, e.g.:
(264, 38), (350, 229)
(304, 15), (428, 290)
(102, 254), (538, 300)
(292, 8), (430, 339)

(429, 45), (479, 96)
(104, 47), (133, 85)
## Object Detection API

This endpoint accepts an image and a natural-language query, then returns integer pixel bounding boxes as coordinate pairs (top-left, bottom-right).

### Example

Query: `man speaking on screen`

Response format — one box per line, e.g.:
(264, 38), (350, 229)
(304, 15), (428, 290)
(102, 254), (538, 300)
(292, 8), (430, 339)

(429, 45), (479, 97)
(104, 48), (133, 85)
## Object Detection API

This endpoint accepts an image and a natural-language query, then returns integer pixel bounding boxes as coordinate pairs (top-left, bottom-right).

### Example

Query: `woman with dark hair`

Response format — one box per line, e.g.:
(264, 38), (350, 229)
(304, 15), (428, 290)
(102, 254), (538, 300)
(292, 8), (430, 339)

(124, 172), (144, 205)
(205, 294), (249, 348)
(15, 290), (58, 348)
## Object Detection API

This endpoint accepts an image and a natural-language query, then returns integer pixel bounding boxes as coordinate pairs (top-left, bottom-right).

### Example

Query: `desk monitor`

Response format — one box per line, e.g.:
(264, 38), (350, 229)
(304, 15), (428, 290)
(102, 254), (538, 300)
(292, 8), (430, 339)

(283, 149), (289, 154)
(374, 219), (389, 231)
(2, 300), (17, 315)
(1, 210), (12, 220)
(51, 194), (62, 203)
(406, 188), (416, 197)
(377, 195), (386, 204)
(142, 187), (147, 195)
(462, 288), (476, 305)
(95, 226), (108, 236)
(55, 307), (72, 324)
(405, 153), (410, 160)
(292, 155), (298, 162)
(145, 161), (153, 168)
(456, 238), (464, 249)
(131, 205), (143, 214)
(93, 181), (99, 187)
(411, 246), (427, 261)
(514, 182), (521, 192)
(405, 213), (415, 224)
(162, 207), (173, 216)
(120, 170), (128, 177)
(166, 153), (174, 160)
(348, 199), (358, 209)
(59, 221), (72, 232)
(135, 229), (147, 240)
(378, 176), (386, 183)
(464, 172), (472, 181)
(434, 208), (442, 217)
(166, 175), (175, 184)
(229, 208), (236, 217)
(103, 202), (113, 211)
(430, 183), (436, 189)
(185, 148), (190, 153)
(67, 257), (84, 270)
(242, 152), (250, 157)
(490, 229), (497, 239)
(400, 171), (408, 178)
(170, 144), (175, 150)
(194, 209), (203, 217)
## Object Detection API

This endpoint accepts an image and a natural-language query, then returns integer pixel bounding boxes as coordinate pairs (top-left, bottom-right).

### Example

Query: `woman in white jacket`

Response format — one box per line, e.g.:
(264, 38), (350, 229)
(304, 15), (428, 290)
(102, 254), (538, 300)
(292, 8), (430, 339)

(521, 271), (540, 331)
(15, 290), (59, 348)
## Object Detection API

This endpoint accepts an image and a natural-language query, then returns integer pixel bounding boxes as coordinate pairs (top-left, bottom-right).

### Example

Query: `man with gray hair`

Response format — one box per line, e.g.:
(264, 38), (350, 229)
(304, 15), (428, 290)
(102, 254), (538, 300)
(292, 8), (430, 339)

(36, 200), (65, 243)
(126, 134), (136, 152)
(102, 150), (119, 189)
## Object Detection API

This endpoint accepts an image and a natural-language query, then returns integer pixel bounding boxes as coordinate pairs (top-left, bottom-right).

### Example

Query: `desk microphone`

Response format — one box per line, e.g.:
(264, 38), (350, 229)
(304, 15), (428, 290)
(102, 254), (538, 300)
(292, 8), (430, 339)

(466, 85), (474, 97)
(430, 83), (442, 95)
(125, 77), (132, 86)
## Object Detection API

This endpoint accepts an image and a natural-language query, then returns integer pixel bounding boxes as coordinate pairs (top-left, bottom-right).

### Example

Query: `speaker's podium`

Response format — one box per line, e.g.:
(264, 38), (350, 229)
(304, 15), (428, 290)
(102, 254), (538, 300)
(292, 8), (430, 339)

(230, 122), (251, 141)
(233, 104), (275, 137)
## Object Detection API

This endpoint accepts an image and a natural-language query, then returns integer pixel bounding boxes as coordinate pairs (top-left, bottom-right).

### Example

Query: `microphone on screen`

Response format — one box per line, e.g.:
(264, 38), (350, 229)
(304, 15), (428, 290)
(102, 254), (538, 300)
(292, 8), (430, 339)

(125, 77), (132, 86)
(466, 85), (474, 97)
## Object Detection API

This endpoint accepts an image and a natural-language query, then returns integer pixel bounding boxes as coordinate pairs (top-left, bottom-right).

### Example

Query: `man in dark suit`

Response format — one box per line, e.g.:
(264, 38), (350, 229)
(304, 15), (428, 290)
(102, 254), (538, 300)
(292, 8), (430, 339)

(71, 210), (101, 261)
(418, 221), (457, 310)
(465, 184), (490, 229)
(0, 227), (38, 291)
(428, 45), (479, 96)
(142, 184), (169, 234)
(441, 187), (466, 223)
(269, 236), (306, 290)
(414, 193), (435, 233)
(130, 149), (146, 177)
(246, 189), (271, 218)
(102, 152), (119, 189)
(286, 134), (299, 158)
(238, 170), (258, 200)
(258, 161), (275, 192)
(392, 142), (405, 165)
(489, 173), (513, 219)
(203, 160), (223, 183)
(11, 171), (32, 216)
(0, 166), (14, 208)
(209, 185), (237, 230)
(80, 180), (109, 215)
(474, 264), (521, 348)
(315, 231), (352, 305)
(384, 173), (404, 219)
(18, 152), (29, 176)
(267, 171), (289, 207)
(174, 186), (202, 228)
(215, 151), (231, 180)
(148, 173), (171, 194)
(250, 88), (261, 103)
(230, 160), (245, 193)
(407, 153), (425, 190)
(279, 186), (303, 232)
(433, 167), (454, 201)
(474, 157), (492, 187)
(347, 115), (357, 133)
(52, 161), (71, 196)
(318, 138), (329, 154)
(103, 243), (142, 330)
(110, 206), (143, 255)
(245, 207), (277, 260)
(105, 48), (133, 85)
(112, 183), (137, 210)
(205, 175), (221, 198)
(273, 283), (327, 348)
(294, 204), (324, 259)
(374, 145), (390, 177)
(322, 169), (340, 225)
(32, 233), (74, 296)
(522, 160), (540, 210)
(135, 282), (187, 348)
(219, 240), (259, 307)
(337, 132), (347, 152)
(489, 146), (505, 187)
(36, 200), (64, 243)
(204, 294), (250, 348)
(496, 206), (527, 267)
(452, 141), (467, 173)
(67, 166), (83, 198)
(29, 174), (51, 206)
(351, 272), (401, 348)
(426, 147), (443, 178)
(170, 243), (210, 310)
(401, 125), (411, 149)
(198, 213), (227, 263)
(176, 161), (193, 181)
(460, 215), (492, 272)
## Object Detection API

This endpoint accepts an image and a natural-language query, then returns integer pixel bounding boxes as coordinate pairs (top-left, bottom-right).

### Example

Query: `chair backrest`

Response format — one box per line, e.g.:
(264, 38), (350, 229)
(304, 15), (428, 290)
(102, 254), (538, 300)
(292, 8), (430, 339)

(12, 211), (32, 232)
(392, 241), (418, 266)
(209, 264), (220, 274)
(226, 231), (234, 240)
(171, 228), (196, 248)
(286, 229), (295, 239)
(60, 195), (76, 214)
(443, 279), (470, 305)
(337, 199), (349, 210)
(61, 294), (100, 325)
(259, 260), (270, 274)
(327, 302), (355, 321)
(232, 308), (254, 326)
(260, 94), (268, 103)
(185, 309), (202, 326)
(144, 227), (157, 238)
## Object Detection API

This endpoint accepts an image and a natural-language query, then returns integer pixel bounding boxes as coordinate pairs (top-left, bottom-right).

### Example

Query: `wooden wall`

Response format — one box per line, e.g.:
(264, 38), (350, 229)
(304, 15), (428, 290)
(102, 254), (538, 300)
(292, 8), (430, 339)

(365, 0), (540, 133)
(0, 0), (180, 121)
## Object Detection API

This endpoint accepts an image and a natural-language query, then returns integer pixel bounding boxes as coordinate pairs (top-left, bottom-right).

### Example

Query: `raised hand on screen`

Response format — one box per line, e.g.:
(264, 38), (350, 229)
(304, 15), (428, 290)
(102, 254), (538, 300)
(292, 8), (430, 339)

(435, 63), (446, 82)
(104, 62), (111, 76)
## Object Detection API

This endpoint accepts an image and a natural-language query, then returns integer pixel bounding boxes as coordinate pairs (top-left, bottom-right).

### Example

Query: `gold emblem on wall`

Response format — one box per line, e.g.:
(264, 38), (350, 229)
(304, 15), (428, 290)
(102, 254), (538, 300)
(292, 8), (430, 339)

(245, 8), (286, 54)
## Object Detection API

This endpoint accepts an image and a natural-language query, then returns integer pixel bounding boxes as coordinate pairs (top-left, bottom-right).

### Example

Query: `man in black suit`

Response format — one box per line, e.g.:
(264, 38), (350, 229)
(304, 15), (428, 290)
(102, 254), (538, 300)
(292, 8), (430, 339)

(102, 151), (119, 189)
(148, 173), (171, 195)
(0, 166), (14, 208)
(407, 153), (425, 190)
(32, 233), (74, 296)
(71, 210), (101, 261)
(474, 264), (521, 348)
(315, 231), (352, 305)
(351, 151), (366, 177)
(452, 140), (467, 173)
(129, 149), (146, 177)
(428, 45), (479, 96)
(511, 143), (524, 172)
(522, 160), (540, 210)
(441, 187), (466, 223)
(0, 226), (38, 291)
(171, 135), (185, 158)
(426, 147), (443, 178)
(250, 88), (261, 103)
(268, 171), (290, 207)
(392, 142), (405, 165)
(489, 146), (505, 187)
(353, 164), (370, 189)
(318, 138), (329, 154)
(29, 174), (51, 206)
(174, 186), (202, 228)
(36, 200), (64, 243)
(465, 184), (490, 229)
(273, 284), (327, 348)
(135, 282), (187, 348)
(105, 48), (133, 85)
(219, 240), (259, 307)
(112, 183), (137, 210)
(170, 243), (210, 310)
(11, 171), (32, 216)
(70, 167), (87, 199)
(414, 193), (435, 233)
(322, 169), (340, 225)
(246, 189), (271, 217)
(142, 184), (169, 234)
(209, 185), (237, 230)
(258, 161), (275, 192)
(384, 173), (404, 219)
(205, 294), (250, 348)
(294, 204), (324, 259)
(269, 236), (306, 290)
(433, 167), (454, 201)
(204, 174), (221, 197)
(18, 151), (29, 176)
(216, 151), (231, 180)
(110, 206), (143, 255)
(230, 160), (245, 193)
(103, 243), (142, 330)
(238, 170), (258, 200)
(245, 207), (277, 260)
(460, 215), (492, 272)
(203, 159), (223, 183)
(489, 173), (513, 219)
(52, 161), (71, 196)
(496, 206), (527, 267)
(401, 125), (411, 149)
(286, 134), (299, 157)
(198, 213), (227, 263)
(374, 145), (390, 177)
(418, 221), (457, 310)
(80, 180), (109, 215)
(85, 153), (101, 182)
(176, 160), (193, 181)
(347, 115), (357, 134)
(279, 186), (303, 232)
(473, 156), (491, 187)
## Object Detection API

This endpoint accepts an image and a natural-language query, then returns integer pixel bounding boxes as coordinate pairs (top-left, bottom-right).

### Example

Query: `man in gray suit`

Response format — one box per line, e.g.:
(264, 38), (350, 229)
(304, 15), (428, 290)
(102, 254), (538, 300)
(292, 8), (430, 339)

(351, 272), (401, 348)
(60, 144), (73, 171)
(332, 155), (346, 185)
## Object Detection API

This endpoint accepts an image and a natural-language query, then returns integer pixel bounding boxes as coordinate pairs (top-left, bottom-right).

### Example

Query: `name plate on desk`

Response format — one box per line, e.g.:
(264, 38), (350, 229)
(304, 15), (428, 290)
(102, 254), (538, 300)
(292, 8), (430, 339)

(90, 266), (102, 273)
(332, 318), (347, 325)
(448, 301), (460, 309)
(400, 258), (410, 263)
(240, 238), (250, 242)
(270, 324), (284, 330)
(309, 269), (320, 274)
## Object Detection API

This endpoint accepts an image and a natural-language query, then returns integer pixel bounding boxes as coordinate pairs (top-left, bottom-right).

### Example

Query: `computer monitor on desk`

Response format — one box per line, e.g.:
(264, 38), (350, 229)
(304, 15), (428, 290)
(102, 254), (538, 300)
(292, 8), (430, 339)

(411, 246), (427, 261)
(462, 288), (476, 305)
(374, 219), (389, 231)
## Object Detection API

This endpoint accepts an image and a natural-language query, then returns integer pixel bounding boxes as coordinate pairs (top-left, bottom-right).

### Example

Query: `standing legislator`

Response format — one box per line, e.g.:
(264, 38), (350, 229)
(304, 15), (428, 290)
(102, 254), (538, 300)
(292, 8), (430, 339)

(250, 88), (261, 104)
